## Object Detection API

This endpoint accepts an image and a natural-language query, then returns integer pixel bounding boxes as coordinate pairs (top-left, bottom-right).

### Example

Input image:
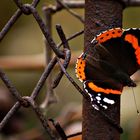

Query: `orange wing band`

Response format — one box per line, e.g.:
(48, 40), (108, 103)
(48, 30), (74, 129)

(75, 55), (86, 81)
(96, 28), (123, 43)
(125, 34), (140, 65)
(88, 82), (122, 95)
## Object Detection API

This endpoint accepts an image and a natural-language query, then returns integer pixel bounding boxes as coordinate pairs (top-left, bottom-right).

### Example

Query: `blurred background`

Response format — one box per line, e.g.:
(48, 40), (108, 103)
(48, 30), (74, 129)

(0, 0), (140, 140)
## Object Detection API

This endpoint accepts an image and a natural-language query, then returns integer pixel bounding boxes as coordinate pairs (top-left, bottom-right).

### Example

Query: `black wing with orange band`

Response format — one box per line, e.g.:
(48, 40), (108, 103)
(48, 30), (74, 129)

(75, 28), (140, 110)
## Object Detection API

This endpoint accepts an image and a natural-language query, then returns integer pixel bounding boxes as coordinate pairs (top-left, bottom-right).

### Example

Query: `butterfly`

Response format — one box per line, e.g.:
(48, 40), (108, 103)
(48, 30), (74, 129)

(75, 28), (140, 110)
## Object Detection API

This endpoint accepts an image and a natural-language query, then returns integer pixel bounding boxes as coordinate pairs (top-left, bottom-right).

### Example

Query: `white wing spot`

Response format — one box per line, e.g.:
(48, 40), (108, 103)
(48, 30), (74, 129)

(88, 93), (92, 98)
(97, 100), (100, 104)
(84, 89), (88, 93)
(103, 105), (108, 109)
(91, 37), (96, 43)
(92, 104), (99, 110)
(103, 97), (115, 104)
(83, 82), (86, 88)
(91, 97), (93, 102)
(96, 96), (101, 101)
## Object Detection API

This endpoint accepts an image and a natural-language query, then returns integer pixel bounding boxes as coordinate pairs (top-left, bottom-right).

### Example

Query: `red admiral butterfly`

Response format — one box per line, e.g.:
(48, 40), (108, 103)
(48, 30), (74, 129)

(75, 28), (140, 110)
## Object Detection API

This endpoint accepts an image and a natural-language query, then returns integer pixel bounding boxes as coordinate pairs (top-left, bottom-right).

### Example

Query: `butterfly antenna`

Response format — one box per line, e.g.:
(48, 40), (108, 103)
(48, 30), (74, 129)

(132, 88), (139, 115)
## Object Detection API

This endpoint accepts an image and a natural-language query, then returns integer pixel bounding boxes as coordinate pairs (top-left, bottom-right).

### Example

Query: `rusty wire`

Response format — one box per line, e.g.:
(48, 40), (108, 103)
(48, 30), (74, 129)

(0, 0), (84, 139)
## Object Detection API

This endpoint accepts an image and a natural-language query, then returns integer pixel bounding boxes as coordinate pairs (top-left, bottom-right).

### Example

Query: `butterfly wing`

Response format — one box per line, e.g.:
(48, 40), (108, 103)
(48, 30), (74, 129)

(122, 28), (140, 71)
(75, 28), (140, 110)
(76, 51), (122, 110)
(98, 28), (140, 76)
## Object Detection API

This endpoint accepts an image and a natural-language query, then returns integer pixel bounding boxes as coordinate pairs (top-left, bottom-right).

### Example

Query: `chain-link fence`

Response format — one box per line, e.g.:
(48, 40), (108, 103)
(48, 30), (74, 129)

(0, 0), (85, 139)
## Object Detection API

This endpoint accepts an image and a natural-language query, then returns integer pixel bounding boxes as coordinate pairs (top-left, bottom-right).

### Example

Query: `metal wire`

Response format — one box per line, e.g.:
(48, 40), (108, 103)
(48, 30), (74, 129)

(0, 0), (84, 139)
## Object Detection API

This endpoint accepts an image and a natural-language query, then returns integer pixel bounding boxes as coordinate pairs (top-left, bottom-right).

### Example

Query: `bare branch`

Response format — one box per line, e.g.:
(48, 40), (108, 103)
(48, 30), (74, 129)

(25, 97), (57, 140)
(63, 0), (84, 8)
(0, 102), (21, 131)
(123, 0), (140, 6)
(52, 24), (71, 88)
(56, 0), (84, 23)
(67, 131), (82, 138)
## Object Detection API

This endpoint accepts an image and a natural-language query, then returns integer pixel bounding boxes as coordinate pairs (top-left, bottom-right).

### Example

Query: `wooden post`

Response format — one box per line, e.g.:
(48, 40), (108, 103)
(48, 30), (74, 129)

(83, 0), (123, 140)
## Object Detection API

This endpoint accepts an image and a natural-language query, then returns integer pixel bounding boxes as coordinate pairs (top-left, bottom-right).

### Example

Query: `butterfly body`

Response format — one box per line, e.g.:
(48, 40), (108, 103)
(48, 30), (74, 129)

(75, 28), (140, 110)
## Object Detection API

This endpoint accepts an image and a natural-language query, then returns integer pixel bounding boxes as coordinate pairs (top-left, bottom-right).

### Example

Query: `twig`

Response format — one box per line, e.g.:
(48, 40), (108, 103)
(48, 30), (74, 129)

(54, 29), (84, 88)
(23, 4), (64, 58)
(58, 30), (84, 48)
(63, 0), (84, 8)
(31, 57), (57, 100)
(56, 58), (89, 100)
(52, 25), (71, 88)
(56, 0), (84, 23)
(0, 9), (22, 41)
(32, 0), (40, 7)
(67, 131), (82, 138)
(49, 119), (67, 140)
(25, 97), (57, 140)
(0, 102), (21, 131)
(0, 68), (23, 102)
(122, 0), (140, 6)
(0, 0), (40, 41)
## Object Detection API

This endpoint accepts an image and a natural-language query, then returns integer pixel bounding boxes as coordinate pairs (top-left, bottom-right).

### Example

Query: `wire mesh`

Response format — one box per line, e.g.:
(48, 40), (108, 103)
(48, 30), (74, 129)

(0, 0), (84, 139)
